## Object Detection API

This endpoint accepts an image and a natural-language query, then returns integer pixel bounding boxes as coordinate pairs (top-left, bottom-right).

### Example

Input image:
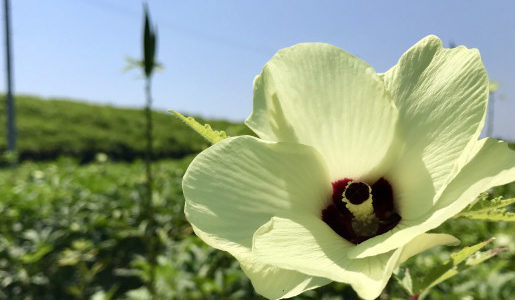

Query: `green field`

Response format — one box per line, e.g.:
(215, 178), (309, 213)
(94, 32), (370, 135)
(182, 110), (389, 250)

(0, 96), (514, 299)
(0, 158), (513, 299)
(0, 95), (251, 162)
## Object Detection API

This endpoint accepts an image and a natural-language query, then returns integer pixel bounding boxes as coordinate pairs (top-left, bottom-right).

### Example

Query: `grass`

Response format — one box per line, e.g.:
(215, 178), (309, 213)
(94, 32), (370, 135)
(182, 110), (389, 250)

(0, 95), (251, 162)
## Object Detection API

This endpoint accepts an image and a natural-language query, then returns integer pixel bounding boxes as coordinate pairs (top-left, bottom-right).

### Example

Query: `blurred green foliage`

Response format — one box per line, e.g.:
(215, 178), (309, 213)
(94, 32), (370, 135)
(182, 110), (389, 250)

(0, 96), (513, 298)
(0, 95), (252, 163)
(0, 156), (513, 299)
(0, 157), (258, 299)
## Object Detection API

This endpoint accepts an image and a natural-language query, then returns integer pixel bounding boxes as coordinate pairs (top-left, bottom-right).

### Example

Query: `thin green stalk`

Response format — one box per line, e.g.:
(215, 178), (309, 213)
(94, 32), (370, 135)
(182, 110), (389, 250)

(144, 76), (157, 297)
(144, 77), (154, 210)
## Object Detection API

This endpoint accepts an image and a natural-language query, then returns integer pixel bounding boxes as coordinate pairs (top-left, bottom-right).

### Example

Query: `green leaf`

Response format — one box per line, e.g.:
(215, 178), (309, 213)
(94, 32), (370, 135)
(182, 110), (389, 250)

(20, 244), (53, 264)
(466, 194), (515, 211)
(449, 238), (493, 265)
(414, 238), (503, 299)
(123, 57), (143, 73)
(466, 247), (506, 266)
(457, 209), (515, 221)
(169, 110), (228, 144)
(393, 267), (413, 296)
(123, 56), (163, 75)
(454, 195), (515, 222)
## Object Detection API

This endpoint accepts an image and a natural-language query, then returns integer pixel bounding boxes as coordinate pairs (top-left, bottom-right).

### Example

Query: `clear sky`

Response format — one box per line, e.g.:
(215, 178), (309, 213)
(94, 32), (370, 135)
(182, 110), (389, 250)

(2, 0), (514, 140)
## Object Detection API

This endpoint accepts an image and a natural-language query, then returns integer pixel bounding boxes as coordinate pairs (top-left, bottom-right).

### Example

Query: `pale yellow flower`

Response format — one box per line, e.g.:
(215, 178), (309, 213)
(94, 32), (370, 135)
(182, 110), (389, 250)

(182, 35), (515, 299)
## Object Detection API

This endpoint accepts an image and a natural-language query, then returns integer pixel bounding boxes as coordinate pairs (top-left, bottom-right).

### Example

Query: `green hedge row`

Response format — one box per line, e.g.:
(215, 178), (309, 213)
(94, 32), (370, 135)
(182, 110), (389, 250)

(0, 95), (251, 162)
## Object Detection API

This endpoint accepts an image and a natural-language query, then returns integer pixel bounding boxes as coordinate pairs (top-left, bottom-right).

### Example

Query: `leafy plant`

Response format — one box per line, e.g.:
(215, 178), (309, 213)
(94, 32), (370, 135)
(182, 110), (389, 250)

(1, 157), (513, 299)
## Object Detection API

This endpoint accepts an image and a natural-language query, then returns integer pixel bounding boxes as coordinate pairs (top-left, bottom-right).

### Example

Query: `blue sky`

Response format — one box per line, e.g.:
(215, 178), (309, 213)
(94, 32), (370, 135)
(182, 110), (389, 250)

(2, 0), (514, 139)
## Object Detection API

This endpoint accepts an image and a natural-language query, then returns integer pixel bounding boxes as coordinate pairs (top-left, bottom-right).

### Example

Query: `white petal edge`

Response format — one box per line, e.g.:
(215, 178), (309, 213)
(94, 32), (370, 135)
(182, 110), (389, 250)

(349, 138), (515, 259)
(246, 43), (399, 182)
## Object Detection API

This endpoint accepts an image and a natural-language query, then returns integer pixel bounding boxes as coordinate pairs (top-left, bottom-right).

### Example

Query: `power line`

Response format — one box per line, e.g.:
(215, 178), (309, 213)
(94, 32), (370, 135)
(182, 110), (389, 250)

(78, 0), (274, 55)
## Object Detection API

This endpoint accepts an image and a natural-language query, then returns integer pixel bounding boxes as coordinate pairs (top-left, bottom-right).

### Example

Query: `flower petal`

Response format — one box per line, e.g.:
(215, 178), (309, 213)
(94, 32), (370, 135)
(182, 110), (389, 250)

(433, 139), (515, 211)
(349, 138), (515, 259)
(191, 224), (330, 299)
(246, 43), (399, 181)
(398, 233), (460, 264)
(383, 35), (489, 218)
(183, 135), (330, 256)
(239, 257), (331, 299)
(252, 216), (402, 300)
(183, 135), (332, 298)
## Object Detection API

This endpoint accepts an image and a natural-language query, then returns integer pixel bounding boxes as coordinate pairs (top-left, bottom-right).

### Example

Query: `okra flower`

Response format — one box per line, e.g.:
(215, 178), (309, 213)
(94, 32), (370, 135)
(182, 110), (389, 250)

(182, 35), (515, 299)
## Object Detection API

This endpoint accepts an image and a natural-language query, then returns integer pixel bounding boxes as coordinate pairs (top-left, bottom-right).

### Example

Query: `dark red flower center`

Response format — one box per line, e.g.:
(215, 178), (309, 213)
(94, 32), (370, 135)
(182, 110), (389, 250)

(321, 177), (401, 244)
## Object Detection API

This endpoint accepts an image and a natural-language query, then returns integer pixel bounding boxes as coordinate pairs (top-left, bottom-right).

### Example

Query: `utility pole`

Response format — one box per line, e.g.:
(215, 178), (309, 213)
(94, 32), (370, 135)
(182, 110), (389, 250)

(4, 0), (15, 152)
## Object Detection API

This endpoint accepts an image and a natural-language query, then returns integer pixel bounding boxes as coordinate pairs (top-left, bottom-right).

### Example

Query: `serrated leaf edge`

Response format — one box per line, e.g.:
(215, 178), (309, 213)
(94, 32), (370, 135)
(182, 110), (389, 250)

(169, 110), (228, 144)
(455, 196), (515, 222)
(415, 238), (503, 299)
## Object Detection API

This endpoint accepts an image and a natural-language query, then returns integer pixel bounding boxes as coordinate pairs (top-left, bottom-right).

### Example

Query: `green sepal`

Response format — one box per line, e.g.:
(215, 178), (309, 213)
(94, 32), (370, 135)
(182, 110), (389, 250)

(454, 194), (515, 222)
(413, 238), (504, 299)
(169, 110), (228, 144)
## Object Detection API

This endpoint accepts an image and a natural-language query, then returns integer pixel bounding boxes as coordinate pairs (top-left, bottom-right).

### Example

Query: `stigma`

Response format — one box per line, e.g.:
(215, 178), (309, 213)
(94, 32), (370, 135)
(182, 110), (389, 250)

(342, 182), (378, 236)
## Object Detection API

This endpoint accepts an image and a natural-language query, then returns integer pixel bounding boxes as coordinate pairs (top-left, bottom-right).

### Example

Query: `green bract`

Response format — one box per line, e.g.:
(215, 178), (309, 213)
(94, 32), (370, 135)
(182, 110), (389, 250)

(182, 35), (515, 299)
